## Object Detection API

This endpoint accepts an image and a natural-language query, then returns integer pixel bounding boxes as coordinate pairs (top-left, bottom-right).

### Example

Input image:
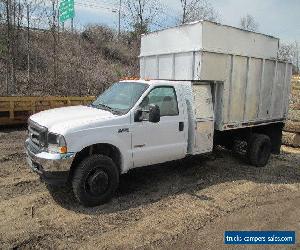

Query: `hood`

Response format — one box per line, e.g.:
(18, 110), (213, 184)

(30, 105), (117, 134)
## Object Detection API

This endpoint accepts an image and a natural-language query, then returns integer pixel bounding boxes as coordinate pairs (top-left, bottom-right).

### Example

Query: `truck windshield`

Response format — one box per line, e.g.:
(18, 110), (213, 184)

(91, 82), (149, 115)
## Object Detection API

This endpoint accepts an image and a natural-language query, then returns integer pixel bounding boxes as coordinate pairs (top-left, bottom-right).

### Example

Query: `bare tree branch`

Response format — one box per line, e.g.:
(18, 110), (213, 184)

(239, 14), (259, 32)
(179, 0), (220, 24)
(278, 41), (299, 74)
(122, 0), (162, 38)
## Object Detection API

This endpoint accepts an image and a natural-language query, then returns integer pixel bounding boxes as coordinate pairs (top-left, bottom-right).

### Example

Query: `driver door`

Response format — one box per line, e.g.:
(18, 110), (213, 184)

(131, 85), (187, 168)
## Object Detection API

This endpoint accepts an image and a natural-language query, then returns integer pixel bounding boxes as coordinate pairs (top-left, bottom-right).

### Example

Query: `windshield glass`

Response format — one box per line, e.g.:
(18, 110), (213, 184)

(91, 82), (149, 115)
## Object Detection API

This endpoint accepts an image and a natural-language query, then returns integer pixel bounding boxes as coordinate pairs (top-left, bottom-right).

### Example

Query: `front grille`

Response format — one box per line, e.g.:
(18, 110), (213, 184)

(28, 126), (40, 145)
(28, 119), (48, 148)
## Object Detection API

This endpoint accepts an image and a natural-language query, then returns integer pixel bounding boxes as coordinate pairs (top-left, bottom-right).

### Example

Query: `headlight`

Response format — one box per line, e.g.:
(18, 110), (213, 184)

(47, 133), (67, 154)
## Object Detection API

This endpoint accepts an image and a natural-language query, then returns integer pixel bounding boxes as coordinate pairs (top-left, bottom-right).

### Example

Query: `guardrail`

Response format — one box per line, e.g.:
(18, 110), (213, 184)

(0, 96), (95, 125)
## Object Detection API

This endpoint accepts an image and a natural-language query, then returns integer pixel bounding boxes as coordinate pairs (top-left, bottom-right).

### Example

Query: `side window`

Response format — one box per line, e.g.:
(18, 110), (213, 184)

(140, 86), (179, 116)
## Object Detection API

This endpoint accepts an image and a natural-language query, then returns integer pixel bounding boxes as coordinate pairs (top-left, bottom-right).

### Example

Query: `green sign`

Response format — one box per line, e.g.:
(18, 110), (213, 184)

(59, 0), (75, 23)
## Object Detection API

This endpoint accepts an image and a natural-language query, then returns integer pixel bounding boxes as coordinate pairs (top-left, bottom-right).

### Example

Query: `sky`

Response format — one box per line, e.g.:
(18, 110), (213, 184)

(70, 0), (300, 45)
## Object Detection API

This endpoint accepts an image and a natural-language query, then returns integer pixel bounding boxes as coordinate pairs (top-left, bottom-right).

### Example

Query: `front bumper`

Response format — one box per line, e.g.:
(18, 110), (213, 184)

(25, 139), (75, 185)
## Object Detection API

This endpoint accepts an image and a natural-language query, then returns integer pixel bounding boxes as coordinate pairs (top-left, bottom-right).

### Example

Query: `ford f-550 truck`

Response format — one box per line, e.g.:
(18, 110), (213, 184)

(25, 21), (292, 206)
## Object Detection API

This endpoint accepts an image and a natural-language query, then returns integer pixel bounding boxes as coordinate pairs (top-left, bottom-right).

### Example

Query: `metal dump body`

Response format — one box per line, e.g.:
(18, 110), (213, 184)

(140, 21), (292, 131)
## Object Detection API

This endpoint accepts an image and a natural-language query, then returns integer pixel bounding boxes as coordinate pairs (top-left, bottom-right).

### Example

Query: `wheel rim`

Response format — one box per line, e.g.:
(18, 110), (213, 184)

(85, 169), (109, 196)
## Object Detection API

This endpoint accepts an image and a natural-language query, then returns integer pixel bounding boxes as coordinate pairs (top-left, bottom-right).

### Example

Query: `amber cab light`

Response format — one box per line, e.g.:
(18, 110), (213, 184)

(59, 146), (68, 154)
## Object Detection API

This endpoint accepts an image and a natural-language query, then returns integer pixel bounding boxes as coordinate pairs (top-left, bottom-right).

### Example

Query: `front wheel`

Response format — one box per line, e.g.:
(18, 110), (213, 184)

(72, 154), (119, 207)
(247, 134), (271, 167)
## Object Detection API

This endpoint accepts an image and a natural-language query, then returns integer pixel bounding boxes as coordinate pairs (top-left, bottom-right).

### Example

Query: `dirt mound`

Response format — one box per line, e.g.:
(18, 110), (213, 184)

(282, 131), (300, 147)
(0, 25), (139, 96)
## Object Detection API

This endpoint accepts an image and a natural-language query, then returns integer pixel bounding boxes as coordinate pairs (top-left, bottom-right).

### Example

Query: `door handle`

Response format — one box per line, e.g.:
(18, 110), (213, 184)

(179, 122), (184, 131)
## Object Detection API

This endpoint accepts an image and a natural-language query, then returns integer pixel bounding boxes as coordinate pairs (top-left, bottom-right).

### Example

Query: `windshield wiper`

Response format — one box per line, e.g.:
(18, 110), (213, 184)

(91, 103), (121, 115)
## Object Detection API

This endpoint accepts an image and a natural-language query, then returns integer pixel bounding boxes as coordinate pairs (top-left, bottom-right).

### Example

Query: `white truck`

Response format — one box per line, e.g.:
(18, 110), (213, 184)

(25, 21), (292, 206)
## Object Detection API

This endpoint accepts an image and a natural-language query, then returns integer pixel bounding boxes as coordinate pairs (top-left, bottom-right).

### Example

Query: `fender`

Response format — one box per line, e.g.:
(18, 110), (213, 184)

(65, 124), (133, 173)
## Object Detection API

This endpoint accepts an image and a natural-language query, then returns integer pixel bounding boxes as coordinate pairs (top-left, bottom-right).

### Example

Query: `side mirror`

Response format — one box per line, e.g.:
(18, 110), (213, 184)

(134, 108), (143, 122)
(149, 104), (160, 123)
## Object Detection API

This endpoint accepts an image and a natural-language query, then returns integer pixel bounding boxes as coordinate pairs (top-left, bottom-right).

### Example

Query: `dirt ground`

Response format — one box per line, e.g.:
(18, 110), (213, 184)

(0, 128), (299, 250)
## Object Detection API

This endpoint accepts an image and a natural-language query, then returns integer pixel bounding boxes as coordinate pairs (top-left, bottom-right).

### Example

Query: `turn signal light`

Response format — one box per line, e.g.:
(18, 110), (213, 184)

(59, 146), (68, 154)
(121, 77), (140, 80)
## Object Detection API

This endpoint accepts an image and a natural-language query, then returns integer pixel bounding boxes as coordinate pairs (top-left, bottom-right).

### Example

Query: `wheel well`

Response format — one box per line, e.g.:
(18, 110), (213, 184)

(214, 122), (284, 154)
(68, 143), (122, 181)
(251, 123), (284, 154)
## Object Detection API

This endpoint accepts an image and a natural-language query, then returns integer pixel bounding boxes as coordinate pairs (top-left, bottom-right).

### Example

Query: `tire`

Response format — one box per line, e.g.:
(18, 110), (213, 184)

(247, 133), (271, 167)
(72, 154), (119, 207)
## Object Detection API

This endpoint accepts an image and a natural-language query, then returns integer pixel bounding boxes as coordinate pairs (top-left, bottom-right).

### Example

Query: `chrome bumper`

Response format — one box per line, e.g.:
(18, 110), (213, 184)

(25, 139), (75, 184)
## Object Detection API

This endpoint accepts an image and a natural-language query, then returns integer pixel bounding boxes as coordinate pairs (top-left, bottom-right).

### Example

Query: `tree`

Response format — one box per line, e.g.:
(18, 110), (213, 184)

(278, 42), (299, 74)
(0, 1), (5, 23)
(0, 1), (6, 55)
(4, 0), (16, 94)
(122, 0), (162, 39)
(239, 14), (258, 32)
(0, 0), (48, 94)
(23, 0), (37, 85)
(179, 0), (220, 24)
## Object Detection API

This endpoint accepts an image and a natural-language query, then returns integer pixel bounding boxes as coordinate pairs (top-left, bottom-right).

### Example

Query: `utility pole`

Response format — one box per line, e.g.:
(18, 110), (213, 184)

(118, 0), (121, 38)
(71, 18), (74, 32)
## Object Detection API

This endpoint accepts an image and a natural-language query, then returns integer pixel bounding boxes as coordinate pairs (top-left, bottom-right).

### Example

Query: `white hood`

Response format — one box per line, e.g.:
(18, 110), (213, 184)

(30, 105), (117, 134)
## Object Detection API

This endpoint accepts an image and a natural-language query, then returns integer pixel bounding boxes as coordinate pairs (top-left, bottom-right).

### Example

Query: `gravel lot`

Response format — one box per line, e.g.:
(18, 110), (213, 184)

(0, 128), (299, 249)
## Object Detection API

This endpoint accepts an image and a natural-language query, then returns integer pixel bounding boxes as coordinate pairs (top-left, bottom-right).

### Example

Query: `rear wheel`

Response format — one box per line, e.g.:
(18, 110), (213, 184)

(247, 133), (271, 167)
(72, 154), (119, 207)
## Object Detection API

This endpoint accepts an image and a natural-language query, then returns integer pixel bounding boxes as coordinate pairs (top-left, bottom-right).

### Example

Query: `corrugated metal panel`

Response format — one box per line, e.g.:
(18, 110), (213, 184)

(143, 56), (157, 79)
(283, 65), (293, 117)
(213, 82), (224, 130)
(158, 55), (173, 79)
(271, 62), (286, 118)
(244, 58), (263, 121)
(229, 56), (248, 122)
(258, 60), (275, 119)
(174, 52), (194, 80)
(199, 52), (230, 81)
